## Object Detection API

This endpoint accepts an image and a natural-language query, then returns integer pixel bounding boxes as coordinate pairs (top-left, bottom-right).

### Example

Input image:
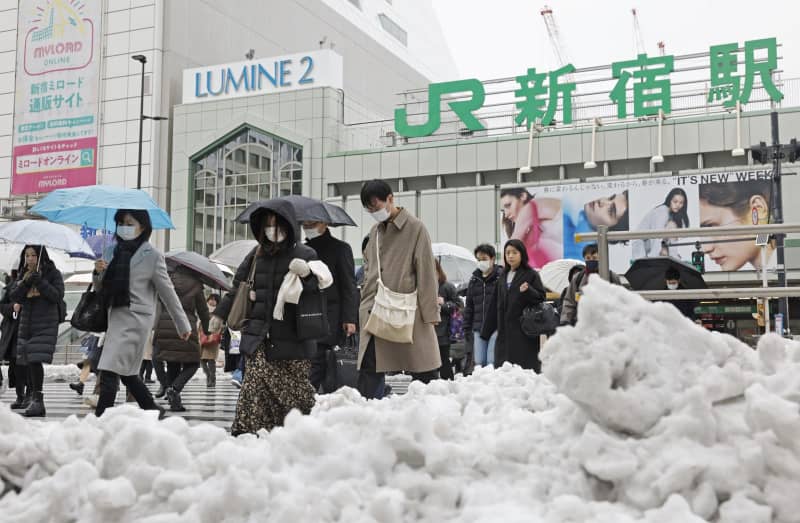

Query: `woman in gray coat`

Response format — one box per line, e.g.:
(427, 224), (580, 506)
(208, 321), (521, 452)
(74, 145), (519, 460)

(93, 209), (191, 418)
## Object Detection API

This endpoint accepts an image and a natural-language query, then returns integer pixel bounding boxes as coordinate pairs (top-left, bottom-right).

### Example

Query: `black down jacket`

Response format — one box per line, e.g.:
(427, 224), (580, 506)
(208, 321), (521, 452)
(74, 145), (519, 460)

(305, 229), (358, 347)
(0, 280), (21, 362)
(10, 263), (65, 365)
(481, 266), (546, 372)
(216, 199), (322, 361)
(153, 268), (210, 363)
(463, 265), (503, 335)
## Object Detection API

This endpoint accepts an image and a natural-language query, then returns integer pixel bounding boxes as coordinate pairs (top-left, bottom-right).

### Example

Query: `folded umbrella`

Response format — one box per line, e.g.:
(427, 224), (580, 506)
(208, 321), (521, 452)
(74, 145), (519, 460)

(29, 185), (175, 231)
(625, 256), (707, 291)
(0, 220), (94, 262)
(236, 196), (356, 227)
(165, 250), (233, 291)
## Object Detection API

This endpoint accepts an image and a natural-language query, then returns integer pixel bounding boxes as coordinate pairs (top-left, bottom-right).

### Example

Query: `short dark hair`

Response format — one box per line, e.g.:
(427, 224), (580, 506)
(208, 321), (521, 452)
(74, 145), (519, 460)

(360, 180), (393, 208)
(499, 187), (534, 201)
(474, 243), (496, 259)
(503, 239), (530, 272)
(568, 264), (585, 281)
(361, 235), (370, 254)
(582, 243), (598, 258)
(207, 293), (221, 303)
(665, 268), (681, 281)
(609, 190), (630, 233)
(114, 209), (153, 241)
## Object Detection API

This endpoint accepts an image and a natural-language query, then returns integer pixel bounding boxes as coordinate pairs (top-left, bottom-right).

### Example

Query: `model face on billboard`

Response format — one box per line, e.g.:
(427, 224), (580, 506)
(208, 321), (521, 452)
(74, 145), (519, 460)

(669, 193), (686, 214)
(500, 192), (529, 222)
(583, 193), (628, 228)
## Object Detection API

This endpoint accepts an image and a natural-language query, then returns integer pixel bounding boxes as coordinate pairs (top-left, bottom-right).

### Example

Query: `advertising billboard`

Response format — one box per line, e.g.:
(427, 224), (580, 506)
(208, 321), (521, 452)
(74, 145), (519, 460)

(499, 170), (776, 274)
(11, 0), (102, 195)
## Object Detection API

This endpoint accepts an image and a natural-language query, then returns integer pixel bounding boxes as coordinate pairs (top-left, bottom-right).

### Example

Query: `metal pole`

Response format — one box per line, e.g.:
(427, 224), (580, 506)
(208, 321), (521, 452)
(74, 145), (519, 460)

(137, 60), (145, 190)
(762, 245), (770, 334)
(576, 223), (800, 243)
(770, 110), (789, 334)
(597, 224), (609, 281)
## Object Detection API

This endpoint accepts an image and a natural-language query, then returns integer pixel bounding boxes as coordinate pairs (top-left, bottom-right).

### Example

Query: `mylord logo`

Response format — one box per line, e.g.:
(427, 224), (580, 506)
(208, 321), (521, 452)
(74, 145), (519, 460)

(182, 50), (343, 104)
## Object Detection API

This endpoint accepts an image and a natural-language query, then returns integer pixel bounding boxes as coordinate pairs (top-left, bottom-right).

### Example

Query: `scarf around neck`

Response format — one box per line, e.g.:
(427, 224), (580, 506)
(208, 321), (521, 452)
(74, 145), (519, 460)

(102, 236), (146, 308)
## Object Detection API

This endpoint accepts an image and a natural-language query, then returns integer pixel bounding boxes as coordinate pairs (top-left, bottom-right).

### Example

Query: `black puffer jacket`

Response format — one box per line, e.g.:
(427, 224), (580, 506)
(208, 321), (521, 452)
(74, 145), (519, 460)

(0, 280), (21, 361)
(216, 199), (321, 361)
(435, 281), (459, 347)
(463, 265), (502, 335)
(10, 263), (64, 365)
(305, 229), (358, 347)
(153, 268), (210, 363)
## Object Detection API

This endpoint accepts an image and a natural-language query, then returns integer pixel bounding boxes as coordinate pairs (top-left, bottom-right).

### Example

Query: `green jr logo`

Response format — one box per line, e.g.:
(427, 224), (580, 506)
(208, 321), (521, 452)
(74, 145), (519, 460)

(394, 79), (486, 138)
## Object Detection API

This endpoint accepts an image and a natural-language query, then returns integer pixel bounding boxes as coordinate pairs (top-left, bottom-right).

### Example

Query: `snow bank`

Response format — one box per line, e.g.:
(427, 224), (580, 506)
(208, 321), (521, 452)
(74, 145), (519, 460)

(0, 278), (798, 522)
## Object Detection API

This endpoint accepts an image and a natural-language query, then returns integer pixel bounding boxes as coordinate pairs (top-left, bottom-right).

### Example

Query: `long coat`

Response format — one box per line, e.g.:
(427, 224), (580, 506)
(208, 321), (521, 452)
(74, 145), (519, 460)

(359, 208), (441, 373)
(153, 268), (210, 364)
(216, 198), (321, 361)
(10, 264), (64, 365)
(0, 281), (20, 362)
(482, 266), (546, 372)
(95, 242), (191, 376)
(305, 229), (358, 347)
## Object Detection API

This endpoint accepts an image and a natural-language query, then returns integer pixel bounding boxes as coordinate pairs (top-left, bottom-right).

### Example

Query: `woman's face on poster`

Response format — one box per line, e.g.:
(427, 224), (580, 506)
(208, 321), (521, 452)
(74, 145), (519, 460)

(583, 193), (627, 228)
(669, 193), (686, 214)
(699, 199), (757, 271)
(501, 195), (526, 222)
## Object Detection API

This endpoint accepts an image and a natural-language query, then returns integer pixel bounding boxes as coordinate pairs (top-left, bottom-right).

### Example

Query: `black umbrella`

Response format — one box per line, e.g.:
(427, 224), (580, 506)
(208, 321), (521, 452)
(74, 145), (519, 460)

(625, 256), (707, 291)
(236, 195), (356, 227)
(166, 250), (233, 291)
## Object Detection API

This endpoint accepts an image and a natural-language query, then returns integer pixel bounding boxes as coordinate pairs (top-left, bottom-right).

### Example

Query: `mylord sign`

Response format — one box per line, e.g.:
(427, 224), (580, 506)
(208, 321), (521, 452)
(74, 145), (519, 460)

(182, 49), (343, 104)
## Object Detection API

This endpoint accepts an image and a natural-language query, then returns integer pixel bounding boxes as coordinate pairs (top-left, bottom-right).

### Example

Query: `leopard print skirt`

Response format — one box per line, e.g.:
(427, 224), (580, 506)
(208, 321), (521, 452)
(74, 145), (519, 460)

(231, 342), (315, 436)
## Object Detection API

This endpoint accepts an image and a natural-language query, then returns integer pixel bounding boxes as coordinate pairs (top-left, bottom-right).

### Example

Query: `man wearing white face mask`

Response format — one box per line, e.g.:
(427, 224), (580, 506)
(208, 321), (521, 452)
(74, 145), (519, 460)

(662, 267), (698, 320)
(357, 180), (441, 399)
(302, 221), (358, 392)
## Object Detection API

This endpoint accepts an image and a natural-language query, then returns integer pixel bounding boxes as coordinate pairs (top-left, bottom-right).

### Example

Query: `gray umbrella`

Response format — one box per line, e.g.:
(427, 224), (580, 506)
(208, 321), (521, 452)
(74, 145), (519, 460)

(209, 240), (258, 269)
(165, 250), (233, 291)
(236, 195), (357, 227)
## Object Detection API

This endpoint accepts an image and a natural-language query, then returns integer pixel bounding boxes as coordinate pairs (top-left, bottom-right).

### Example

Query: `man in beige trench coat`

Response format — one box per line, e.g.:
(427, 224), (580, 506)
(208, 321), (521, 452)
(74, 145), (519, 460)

(357, 180), (442, 398)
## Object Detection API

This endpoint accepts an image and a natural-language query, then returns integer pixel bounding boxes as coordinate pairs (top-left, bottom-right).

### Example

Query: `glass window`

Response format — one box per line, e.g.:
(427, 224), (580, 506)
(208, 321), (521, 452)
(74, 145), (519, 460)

(378, 13), (407, 46)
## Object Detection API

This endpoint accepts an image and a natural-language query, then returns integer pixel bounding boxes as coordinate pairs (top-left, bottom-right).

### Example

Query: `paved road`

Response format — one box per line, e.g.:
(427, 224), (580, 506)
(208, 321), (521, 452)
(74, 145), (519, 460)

(3, 373), (411, 431)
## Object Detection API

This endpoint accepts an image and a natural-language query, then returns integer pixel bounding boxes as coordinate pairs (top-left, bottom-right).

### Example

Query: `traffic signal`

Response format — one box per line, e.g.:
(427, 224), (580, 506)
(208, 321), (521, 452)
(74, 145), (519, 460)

(789, 138), (800, 163)
(750, 141), (769, 164)
(692, 241), (705, 274)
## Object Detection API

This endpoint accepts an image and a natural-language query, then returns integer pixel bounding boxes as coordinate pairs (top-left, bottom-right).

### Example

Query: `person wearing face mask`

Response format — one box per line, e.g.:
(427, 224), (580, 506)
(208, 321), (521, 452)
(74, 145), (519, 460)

(92, 209), (192, 418)
(661, 268), (698, 320)
(357, 180), (442, 399)
(559, 243), (622, 327)
(302, 220), (358, 393)
(7, 245), (64, 417)
(463, 244), (503, 369)
(211, 200), (324, 435)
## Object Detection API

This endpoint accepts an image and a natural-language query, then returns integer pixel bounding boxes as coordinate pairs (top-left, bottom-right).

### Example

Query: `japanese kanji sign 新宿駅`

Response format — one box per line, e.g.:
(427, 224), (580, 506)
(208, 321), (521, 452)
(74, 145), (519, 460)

(11, 0), (102, 195)
(395, 37), (785, 138)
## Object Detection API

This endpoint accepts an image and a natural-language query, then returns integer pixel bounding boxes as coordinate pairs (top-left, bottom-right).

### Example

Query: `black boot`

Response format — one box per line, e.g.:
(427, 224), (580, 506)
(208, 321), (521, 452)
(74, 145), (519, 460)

(10, 394), (26, 409)
(69, 382), (84, 395)
(23, 392), (45, 417)
(155, 385), (166, 399)
(165, 387), (186, 412)
(20, 389), (32, 409)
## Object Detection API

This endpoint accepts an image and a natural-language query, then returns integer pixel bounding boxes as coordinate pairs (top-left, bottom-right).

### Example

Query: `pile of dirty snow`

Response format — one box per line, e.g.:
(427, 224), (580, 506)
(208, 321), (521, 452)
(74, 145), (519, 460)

(0, 278), (798, 522)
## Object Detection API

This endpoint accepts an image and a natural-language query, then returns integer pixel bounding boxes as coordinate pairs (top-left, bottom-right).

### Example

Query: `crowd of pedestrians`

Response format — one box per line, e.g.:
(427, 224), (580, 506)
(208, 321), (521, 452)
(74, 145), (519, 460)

(0, 179), (702, 436)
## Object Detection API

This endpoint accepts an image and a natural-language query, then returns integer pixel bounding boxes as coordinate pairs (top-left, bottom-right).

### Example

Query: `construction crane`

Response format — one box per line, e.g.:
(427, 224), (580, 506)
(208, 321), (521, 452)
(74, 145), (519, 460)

(631, 8), (646, 55)
(540, 5), (572, 69)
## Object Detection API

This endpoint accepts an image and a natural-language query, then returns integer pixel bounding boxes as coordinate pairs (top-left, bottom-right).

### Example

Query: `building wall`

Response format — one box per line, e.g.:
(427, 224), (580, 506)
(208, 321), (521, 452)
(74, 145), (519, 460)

(0, 0), (19, 198)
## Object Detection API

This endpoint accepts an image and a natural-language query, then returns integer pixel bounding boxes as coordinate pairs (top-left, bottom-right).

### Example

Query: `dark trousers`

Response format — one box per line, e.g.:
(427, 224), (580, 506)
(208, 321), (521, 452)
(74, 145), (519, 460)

(309, 344), (331, 391)
(200, 359), (216, 385)
(13, 363), (27, 397)
(438, 344), (454, 380)
(28, 362), (44, 393)
(95, 371), (157, 417)
(166, 362), (199, 392)
(357, 338), (439, 399)
(152, 358), (168, 388)
(139, 360), (153, 381)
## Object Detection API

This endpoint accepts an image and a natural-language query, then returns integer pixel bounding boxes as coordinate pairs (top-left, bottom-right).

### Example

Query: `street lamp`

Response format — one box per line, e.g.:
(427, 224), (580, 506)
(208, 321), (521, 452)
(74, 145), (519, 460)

(131, 55), (168, 190)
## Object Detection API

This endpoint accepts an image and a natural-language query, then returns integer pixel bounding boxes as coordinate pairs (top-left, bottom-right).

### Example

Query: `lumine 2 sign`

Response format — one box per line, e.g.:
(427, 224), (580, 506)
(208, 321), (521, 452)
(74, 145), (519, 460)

(395, 38), (784, 138)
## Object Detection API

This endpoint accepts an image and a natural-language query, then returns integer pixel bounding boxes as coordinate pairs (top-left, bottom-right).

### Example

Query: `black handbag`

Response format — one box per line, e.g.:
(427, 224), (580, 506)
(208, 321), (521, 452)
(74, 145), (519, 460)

(70, 283), (108, 332)
(295, 286), (329, 341)
(520, 302), (559, 338)
(322, 336), (359, 393)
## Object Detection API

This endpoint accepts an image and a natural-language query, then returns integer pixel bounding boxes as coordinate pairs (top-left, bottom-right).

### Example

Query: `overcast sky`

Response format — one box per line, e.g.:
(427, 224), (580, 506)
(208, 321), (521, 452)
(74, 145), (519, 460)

(432, 0), (800, 82)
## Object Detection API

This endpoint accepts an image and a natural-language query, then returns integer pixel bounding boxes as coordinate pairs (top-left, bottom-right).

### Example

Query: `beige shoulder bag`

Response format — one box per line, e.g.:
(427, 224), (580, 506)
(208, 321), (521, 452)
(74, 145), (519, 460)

(363, 229), (417, 344)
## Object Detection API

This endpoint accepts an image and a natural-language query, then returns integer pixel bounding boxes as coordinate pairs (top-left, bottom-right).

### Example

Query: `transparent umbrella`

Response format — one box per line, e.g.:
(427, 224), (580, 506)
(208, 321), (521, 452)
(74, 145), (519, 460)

(209, 240), (258, 269)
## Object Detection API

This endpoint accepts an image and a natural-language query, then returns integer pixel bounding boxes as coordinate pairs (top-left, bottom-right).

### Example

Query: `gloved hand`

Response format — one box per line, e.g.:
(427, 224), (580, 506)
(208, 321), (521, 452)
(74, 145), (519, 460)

(288, 258), (311, 278)
(209, 315), (224, 334)
(28, 271), (42, 284)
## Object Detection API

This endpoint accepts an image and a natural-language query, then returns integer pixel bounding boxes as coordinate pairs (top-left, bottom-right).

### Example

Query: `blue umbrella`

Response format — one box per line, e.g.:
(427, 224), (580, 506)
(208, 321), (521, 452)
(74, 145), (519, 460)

(29, 186), (175, 230)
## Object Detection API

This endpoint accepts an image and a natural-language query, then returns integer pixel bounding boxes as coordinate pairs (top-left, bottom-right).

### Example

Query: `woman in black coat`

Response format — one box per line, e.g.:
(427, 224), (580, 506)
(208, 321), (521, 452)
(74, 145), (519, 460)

(213, 199), (324, 436)
(0, 274), (24, 405)
(9, 245), (65, 417)
(481, 239), (546, 373)
(434, 259), (459, 380)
